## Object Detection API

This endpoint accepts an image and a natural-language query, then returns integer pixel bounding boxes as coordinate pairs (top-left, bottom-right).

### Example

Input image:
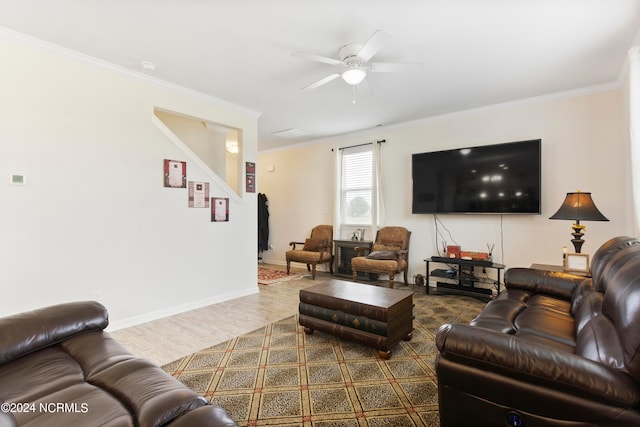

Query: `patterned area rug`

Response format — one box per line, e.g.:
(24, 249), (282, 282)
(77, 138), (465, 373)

(163, 290), (485, 426)
(258, 266), (306, 285)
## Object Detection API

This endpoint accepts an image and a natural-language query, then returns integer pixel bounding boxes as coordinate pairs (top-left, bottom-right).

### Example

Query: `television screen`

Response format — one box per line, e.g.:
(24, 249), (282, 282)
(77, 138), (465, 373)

(412, 139), (541, 214)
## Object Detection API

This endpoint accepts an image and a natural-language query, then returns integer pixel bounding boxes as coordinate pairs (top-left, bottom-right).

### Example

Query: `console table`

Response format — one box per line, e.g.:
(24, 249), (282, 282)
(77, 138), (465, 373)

(425, 256), (505, 300)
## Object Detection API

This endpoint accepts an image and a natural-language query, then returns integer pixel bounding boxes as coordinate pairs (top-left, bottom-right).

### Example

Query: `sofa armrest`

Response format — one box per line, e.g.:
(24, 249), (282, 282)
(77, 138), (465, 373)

(166, 405), (238, 427)
(436, 323), (640, 406)
(0, 301), (108, 365)
(504, 268), (586, 300)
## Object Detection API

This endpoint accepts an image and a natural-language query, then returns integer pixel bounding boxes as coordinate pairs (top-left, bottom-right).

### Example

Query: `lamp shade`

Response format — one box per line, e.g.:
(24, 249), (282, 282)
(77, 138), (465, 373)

(549, 192), (609, 222)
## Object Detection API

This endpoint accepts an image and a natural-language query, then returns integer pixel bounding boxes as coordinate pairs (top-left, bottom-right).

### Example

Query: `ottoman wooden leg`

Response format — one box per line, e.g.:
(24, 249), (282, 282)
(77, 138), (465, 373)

(303, 327), (314, 335)
(403, 332), (413, 341)
(378, 349), (392, 360)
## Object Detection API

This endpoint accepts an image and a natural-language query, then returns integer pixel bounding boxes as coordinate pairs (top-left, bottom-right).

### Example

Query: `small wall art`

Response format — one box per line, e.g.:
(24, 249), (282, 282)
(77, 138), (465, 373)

(188, 181), (210, 208)
(211, 197), (229, 222)
(164, 159), (187, 188)
(246, 161), (256, 193)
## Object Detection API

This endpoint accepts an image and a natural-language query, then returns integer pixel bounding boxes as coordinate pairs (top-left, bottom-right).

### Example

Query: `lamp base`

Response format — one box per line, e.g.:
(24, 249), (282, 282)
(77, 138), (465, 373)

(570, 223), (586, 253)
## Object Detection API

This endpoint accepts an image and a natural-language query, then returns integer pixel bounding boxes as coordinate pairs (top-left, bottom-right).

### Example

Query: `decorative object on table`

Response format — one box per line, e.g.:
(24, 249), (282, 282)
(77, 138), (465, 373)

(350, 229), (365, 241)
(565, 253), (590, 273)
(163, 159), (187, 188)
(187, 181), (210, 208)
(487, 243), (495, 259)
(549, 191), (609, 253)
(460, 251), (490, 260)
(211, 197), (229, 222)
(446, 245), (461, 258)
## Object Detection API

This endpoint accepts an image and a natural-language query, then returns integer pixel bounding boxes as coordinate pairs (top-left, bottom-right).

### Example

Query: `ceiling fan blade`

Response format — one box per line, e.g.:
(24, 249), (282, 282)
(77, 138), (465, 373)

(302, 73), (341, 91)
(292, 51), (344, 66)
(369, 62), (424, 72)
(357, 30), (392, 62)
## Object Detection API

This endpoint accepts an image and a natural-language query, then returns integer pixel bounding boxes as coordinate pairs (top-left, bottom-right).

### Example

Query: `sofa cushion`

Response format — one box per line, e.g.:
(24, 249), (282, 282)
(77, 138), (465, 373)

(60, 331), (141, 376)
(504, 268), (581, 300)
(514, 306), (576, 348)
(576, 314), (625, 370)
(303, 238), (325, 251)
(88, 357), (208, 427)
(0, 347), (133, 426)
(12, 383), (133, 427)
(470, 295), (527, 334)
(590, 236), (640, 290)
(602, 256), (640, 381)
(574, 292), (604, 334)
(0, 301), (108, 365)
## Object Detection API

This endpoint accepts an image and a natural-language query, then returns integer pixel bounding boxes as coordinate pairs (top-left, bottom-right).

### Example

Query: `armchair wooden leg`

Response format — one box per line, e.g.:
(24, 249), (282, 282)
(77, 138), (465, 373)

(286, 260), (291, 275)
(329, 258), (334, 275)
(352, 270), (359, 283)
(404, 269), (408, 285)
(389, 273), (395, 289)
(311, 264), (317, 280)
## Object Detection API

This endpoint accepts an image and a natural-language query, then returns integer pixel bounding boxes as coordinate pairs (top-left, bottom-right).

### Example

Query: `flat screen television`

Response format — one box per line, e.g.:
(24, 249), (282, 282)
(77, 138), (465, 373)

(412, 139), (541, 214)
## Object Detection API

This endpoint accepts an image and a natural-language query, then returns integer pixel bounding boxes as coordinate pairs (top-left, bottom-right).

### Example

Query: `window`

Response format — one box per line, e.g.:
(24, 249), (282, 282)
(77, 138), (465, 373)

(340, 144), (373, 228)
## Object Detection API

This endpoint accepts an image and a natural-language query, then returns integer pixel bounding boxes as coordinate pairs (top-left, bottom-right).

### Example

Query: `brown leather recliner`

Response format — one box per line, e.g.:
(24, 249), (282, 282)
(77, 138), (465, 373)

(435, 236), (640, 426)
(0, 301), (238, 427)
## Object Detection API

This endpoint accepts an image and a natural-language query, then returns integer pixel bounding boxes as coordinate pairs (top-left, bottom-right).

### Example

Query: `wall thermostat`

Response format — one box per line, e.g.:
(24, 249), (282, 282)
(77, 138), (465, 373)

(9, 174), (26, 186)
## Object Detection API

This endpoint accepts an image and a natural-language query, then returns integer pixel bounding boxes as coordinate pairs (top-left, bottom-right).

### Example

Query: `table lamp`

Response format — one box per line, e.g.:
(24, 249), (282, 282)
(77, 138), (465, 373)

(549, 191), (609, 253)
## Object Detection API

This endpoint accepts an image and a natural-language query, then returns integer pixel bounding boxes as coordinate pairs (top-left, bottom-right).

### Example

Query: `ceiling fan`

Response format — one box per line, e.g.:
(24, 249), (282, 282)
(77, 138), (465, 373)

(293, 30), (423, 92)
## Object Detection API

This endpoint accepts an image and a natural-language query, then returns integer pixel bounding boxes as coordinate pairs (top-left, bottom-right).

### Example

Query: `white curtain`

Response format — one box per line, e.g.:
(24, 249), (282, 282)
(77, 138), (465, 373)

(630, 45), (640, 236)
(372, 140), (386, 237)
(333, 147), (343, 239)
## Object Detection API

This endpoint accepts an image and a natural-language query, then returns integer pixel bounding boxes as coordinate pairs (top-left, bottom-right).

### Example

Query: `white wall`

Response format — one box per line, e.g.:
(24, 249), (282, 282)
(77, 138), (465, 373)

(0, 32), (260, 328)
(258, 87), (634, 284)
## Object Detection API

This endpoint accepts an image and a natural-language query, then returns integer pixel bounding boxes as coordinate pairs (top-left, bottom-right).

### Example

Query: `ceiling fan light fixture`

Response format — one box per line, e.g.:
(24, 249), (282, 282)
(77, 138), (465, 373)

(341, 67), (366, 85)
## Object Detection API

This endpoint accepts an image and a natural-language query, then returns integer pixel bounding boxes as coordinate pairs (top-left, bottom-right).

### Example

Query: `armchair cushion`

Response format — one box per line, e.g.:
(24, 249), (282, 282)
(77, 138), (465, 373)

(303, 238), (325, 252)
(366, 250), (398, 260)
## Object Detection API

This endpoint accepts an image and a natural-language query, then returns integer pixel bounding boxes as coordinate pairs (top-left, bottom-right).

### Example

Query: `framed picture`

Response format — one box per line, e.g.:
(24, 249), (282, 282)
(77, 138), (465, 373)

(211, 197), (229, 222)
(188, 181), (210, 208)
(164, 159), (187, 188)
(565, 253), (589, 273)
(246, 162), (256, 193)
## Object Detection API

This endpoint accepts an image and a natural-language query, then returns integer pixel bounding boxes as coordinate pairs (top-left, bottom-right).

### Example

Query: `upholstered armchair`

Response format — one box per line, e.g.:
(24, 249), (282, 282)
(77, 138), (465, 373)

(351, 226), (411, 288)
(286, 225), (334, 280)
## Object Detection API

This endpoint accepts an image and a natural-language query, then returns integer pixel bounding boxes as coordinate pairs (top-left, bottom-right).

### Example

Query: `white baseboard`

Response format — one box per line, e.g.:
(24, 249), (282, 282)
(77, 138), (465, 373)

(107, 286), (259, 331)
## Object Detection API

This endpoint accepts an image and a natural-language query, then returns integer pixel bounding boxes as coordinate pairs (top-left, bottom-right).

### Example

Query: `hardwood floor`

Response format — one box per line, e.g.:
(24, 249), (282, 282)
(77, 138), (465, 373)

(109, 265), (331, 366)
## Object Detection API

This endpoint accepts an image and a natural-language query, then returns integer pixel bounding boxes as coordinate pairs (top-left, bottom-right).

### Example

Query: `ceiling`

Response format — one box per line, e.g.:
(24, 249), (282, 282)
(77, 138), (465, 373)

(1, 1), (639, 151)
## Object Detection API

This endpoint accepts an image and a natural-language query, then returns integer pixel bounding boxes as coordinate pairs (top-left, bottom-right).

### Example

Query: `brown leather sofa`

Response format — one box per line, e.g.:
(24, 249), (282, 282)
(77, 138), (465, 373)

(435, 236), (640, 427)
(0, 301), (238, 427)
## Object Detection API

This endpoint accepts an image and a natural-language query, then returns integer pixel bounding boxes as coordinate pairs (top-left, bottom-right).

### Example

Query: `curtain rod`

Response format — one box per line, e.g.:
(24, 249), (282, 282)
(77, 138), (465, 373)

(334, 139), (386, 151)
